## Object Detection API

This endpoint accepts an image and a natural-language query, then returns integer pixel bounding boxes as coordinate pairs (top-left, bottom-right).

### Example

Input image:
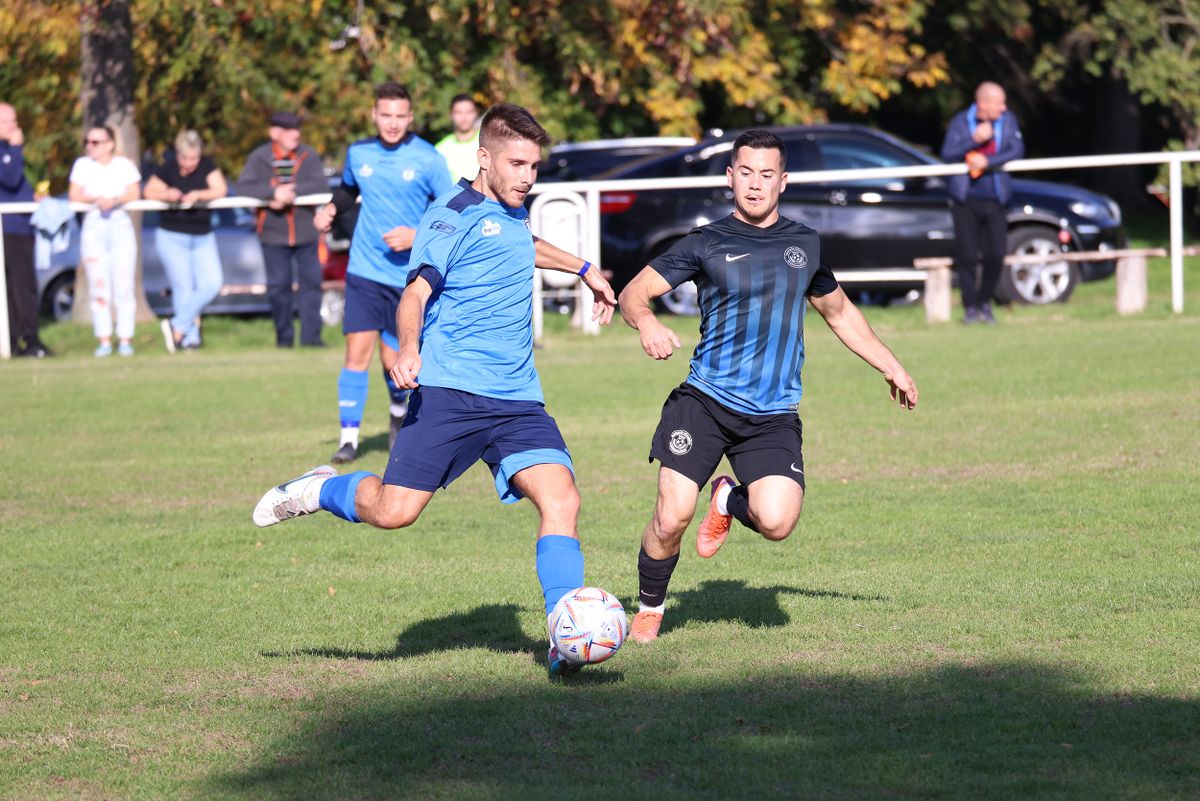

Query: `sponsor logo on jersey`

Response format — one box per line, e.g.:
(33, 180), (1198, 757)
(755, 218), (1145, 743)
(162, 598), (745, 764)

(668, 429), (693, 456)
(430, 221), (456, 234)
(725, 252), (750, 262)
(402, 167), (416, 181)
(481, 219), (502, 237)
(358, 163), (374, 178)
(784, 246), (808, 269)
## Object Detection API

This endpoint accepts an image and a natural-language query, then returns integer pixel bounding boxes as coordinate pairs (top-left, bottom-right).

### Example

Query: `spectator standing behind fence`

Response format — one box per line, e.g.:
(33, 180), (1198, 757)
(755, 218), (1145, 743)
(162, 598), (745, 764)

(941, 81), (1024, 325)
(434, 94), (480, 182)
(143, 130), (228, 352)
(235, 111), (328, 348)
(0, 102), (51, 357)
(69, 125), (141, 357)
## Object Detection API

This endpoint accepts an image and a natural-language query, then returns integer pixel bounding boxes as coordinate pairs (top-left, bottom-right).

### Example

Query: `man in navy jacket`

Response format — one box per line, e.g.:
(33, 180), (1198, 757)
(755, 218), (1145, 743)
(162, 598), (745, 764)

(0, 102), (50, 357)
(941, 82), (1024, 324)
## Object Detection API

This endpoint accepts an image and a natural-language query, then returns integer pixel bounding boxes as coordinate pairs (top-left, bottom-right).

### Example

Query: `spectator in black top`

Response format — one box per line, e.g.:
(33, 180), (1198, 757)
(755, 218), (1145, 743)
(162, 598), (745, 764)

(0, 102), (51, 357)
(144, 130), (228, 351)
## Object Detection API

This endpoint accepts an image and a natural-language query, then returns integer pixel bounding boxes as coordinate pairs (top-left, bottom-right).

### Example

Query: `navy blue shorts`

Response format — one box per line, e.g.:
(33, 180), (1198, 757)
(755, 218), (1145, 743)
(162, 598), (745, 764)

(343, 273), (402, 347)
(383, 385), (574, 504)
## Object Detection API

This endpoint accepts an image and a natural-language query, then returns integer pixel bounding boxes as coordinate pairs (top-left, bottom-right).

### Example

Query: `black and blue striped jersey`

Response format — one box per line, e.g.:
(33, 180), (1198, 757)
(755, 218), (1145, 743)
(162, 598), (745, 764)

(650, 214), (839, 415)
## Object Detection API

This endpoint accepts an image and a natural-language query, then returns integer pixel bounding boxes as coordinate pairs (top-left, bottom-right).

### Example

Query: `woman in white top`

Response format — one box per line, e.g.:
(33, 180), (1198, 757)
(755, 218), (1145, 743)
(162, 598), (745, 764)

(68, 125), (142, 357)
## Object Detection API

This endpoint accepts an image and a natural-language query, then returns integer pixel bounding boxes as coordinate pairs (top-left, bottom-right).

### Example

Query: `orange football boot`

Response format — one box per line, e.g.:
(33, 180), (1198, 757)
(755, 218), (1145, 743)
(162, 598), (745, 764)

(630, 611), (663, 643)
(696, 474), (735, 558)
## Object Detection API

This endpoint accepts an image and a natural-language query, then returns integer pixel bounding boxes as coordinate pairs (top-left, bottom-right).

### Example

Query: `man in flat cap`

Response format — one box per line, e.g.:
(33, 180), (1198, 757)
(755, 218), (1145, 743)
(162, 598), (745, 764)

(236, 110), (331, 347)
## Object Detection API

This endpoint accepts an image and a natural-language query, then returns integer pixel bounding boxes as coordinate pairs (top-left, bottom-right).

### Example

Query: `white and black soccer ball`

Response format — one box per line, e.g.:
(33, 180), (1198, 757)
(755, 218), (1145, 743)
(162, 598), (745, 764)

(549, 587), (629, 666)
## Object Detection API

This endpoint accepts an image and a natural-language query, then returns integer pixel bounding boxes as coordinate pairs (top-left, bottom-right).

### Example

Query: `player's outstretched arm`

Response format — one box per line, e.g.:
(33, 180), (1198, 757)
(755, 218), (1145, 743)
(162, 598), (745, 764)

(531, 237), (616, 324)
(392, 276), (434, 389)
(809, 287), (918, 410)
(617, 266), (683, 360)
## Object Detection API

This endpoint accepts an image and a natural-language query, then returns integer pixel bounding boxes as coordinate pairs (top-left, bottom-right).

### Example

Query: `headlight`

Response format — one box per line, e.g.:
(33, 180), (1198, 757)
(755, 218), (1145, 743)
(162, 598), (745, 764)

(1069, 200), (1105, 220)
(1106, 199), (1122, 226)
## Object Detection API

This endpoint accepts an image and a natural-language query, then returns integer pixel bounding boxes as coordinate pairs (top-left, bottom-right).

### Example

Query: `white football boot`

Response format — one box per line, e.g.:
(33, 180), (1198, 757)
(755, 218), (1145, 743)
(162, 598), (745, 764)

(252, 466), (337, 527)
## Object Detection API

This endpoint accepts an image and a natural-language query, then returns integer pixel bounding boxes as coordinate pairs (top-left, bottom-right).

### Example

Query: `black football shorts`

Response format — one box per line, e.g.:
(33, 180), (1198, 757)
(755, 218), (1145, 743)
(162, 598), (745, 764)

(648, 382), (805, 490)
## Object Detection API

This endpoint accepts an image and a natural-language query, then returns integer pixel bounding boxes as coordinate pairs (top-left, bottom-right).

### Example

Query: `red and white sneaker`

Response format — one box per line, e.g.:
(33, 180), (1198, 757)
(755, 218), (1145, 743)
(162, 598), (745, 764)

(696, 474), (735, 558)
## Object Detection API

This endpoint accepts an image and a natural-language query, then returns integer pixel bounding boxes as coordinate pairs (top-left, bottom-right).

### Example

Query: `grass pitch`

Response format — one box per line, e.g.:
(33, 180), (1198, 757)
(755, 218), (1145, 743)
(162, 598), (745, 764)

(1, 260), (1198, 800)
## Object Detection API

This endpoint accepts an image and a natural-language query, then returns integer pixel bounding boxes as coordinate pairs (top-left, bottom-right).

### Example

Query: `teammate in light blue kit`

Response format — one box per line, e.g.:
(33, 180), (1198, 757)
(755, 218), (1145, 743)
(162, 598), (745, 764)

(254, 104), (619, 678)
(313, 82), (455, 465)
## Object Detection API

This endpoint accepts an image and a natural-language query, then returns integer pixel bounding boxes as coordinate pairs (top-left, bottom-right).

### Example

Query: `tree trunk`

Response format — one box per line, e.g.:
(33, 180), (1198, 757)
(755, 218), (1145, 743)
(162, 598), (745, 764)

(74, 0), (154, 326)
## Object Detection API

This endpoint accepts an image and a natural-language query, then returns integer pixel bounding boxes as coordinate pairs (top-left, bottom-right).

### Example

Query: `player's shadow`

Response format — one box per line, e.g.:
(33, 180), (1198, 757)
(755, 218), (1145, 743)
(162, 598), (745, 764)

(264, 603), (539, 661)
(662, 578), (884, 634)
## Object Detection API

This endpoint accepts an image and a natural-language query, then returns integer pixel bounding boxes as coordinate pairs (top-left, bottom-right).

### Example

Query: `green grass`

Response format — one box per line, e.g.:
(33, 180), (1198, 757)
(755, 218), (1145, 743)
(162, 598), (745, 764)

(2, 259), (1199, 800)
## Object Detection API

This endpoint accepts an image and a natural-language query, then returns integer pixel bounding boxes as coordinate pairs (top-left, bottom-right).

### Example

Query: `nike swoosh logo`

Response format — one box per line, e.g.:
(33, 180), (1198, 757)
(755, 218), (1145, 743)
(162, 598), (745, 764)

(276, 474), (315, 493)
(790, 463), (804, 474)
(725, 253), (750, 262)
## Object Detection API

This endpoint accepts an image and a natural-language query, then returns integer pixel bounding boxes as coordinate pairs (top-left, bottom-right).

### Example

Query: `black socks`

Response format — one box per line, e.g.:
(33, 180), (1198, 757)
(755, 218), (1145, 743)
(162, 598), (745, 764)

(725, 484), (760, 533)
(637, 547), (680, 608)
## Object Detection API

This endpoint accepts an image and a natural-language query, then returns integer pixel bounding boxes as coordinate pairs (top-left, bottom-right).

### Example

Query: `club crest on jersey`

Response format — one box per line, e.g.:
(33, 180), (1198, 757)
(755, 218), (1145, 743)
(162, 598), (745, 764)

(358, 163), (374, 178)
(402, 167), (416, 181)
(668, 429), (693, 456)
(481, 219), (502, 237)
(784, 246), (808, 269)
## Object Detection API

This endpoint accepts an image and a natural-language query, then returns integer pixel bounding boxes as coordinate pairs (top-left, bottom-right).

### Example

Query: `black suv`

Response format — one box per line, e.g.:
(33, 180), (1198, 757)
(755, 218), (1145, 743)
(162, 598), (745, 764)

(597, 125), (1124, 314)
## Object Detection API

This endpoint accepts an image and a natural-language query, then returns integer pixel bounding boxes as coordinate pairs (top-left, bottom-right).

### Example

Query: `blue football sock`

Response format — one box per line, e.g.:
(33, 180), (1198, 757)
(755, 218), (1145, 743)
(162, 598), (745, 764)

(382, 367), (410, 409)
(319, 471), (371, 523)
(337, 368), (370, 429)
(536, 535), (584, 615)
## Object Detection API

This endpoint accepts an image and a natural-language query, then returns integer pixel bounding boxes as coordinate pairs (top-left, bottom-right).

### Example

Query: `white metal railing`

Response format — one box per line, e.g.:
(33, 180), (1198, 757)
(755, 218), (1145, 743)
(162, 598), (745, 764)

(2, 148), (1196, 359)
(527, 148), (1200, 317)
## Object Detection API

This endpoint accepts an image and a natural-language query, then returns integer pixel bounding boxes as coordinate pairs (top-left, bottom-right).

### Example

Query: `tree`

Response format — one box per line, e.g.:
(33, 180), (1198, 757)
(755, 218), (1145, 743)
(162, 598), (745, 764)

(75, 0), (155, 324)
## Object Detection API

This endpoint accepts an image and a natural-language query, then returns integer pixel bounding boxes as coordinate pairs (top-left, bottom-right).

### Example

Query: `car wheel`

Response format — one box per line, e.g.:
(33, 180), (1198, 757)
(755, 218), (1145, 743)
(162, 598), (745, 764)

(320, 287), (345, 327)
(657, 281), (700, 316)
(42, 272), (76, 322)
(996, 226), (1079, 304)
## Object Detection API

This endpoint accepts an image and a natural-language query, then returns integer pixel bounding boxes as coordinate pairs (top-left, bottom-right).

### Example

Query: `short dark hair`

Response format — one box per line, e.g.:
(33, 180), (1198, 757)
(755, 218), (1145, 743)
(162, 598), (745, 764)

(732, 129), (787, 171)
(450, 93), (476, 110)
(375, 82), (411, 103)
(479, 103), (551, 150)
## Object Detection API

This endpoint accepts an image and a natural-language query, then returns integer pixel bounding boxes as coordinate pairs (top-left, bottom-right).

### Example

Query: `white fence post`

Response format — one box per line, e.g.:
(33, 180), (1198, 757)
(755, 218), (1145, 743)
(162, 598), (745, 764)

(581, 187), (602, 335)
(0, 212), (9, 360)
(1169, 157), (1185, 314)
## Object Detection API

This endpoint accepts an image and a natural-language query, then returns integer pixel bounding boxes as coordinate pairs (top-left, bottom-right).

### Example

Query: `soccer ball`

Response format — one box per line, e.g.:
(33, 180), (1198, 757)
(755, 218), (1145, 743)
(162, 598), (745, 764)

(549, 587), (629, 666)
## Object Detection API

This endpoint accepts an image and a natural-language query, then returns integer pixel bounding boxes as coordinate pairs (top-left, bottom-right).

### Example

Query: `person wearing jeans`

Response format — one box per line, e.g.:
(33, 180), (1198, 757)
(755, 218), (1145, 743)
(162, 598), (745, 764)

(144, 130), (228, 351)
(68, 125), (141, 357)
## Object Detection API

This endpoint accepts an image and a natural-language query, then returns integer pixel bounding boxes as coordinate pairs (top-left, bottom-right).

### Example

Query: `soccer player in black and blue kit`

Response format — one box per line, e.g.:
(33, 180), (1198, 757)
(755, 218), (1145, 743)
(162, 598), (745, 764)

(313, 82), (455, 465)
(618, 129), (920, 644)
(254, 104), (619, 677)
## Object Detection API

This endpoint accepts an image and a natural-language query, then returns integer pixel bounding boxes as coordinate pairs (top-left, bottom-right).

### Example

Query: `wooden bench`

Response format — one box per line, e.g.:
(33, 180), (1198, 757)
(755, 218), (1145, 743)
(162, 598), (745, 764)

(913, 248), (1168, 322)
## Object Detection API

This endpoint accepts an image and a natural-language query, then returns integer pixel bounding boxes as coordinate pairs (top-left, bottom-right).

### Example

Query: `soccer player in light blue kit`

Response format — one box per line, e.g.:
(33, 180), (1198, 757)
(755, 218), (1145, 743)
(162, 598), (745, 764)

(313, 82), (455, 465)
(254, 104), (619, 677)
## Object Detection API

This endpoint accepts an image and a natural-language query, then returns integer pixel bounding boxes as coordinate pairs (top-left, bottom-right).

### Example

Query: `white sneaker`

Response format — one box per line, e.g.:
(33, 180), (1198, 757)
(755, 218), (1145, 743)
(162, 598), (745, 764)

(252, 465), (337, 527)
(160, 319), (177, 354)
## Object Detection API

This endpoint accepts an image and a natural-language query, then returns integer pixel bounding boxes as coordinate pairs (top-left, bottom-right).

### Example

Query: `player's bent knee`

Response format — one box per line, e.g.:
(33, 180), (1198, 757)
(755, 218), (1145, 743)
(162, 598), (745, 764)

(372, 500), (422, 530)
(652, 505), (693, 540)
(759, 522), (797, 542)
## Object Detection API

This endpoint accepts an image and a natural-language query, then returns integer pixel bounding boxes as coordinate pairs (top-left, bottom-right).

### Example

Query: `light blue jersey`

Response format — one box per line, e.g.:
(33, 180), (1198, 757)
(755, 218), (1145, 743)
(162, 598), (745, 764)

(342, 134), (455, 288)
(407, 179), (541, 403)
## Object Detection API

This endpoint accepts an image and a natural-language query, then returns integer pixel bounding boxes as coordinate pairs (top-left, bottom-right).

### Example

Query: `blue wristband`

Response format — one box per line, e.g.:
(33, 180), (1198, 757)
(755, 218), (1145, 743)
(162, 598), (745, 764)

(578, 261), (592, 277)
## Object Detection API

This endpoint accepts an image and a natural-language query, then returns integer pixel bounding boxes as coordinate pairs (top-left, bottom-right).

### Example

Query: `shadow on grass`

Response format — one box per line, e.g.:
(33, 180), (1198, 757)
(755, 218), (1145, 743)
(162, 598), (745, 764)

(208, 660), (1199, 800)
(264, 603), (538, 661)
(266, 581), (877, 663)
(664, 578), (884, 634)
